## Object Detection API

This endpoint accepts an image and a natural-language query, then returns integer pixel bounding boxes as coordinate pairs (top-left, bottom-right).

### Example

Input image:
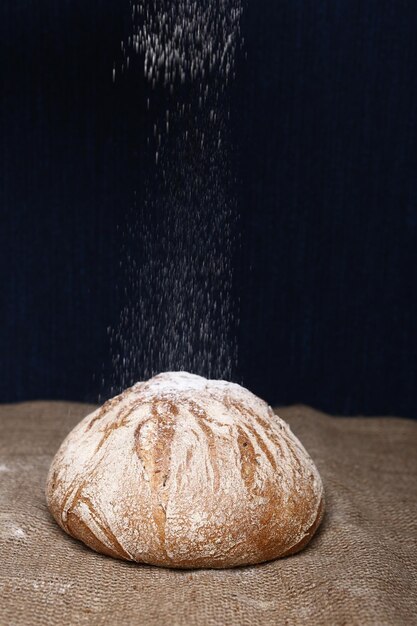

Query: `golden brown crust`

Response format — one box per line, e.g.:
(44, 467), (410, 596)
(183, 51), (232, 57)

(280, 495), (325, 558)
(46, 372), (325, 568)
(66, 511), (128, 560)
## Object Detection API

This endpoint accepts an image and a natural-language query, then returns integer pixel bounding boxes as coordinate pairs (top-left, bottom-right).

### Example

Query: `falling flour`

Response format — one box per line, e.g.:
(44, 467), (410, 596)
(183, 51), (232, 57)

(115, 0), (243, 88)
(104, 0), (244, 397)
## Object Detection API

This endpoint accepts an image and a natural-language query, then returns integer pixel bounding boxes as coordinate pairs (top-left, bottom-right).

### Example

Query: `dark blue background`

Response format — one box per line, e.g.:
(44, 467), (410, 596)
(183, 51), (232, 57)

(1, 1), (416, 417)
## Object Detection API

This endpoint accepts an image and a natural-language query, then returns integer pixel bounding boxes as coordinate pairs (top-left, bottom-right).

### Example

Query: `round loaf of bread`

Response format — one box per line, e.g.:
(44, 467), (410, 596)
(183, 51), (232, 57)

(46, 372), (324, 568)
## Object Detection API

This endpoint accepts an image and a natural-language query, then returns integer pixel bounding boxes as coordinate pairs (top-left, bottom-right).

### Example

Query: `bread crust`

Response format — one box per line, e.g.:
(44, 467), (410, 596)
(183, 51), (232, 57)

(46, 372), (324, 568)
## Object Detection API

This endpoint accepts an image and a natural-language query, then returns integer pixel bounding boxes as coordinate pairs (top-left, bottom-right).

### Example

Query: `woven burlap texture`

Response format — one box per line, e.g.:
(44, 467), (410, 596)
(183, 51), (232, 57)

(1, 401), (416, 625)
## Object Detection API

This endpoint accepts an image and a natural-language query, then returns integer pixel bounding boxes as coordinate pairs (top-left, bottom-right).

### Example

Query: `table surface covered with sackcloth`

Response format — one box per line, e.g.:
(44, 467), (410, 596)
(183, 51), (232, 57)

(1, 401), (416, 625)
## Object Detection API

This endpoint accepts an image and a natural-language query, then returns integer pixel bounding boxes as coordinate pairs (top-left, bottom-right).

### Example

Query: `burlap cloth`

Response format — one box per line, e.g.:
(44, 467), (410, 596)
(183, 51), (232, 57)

(1, 402), (416, 625)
